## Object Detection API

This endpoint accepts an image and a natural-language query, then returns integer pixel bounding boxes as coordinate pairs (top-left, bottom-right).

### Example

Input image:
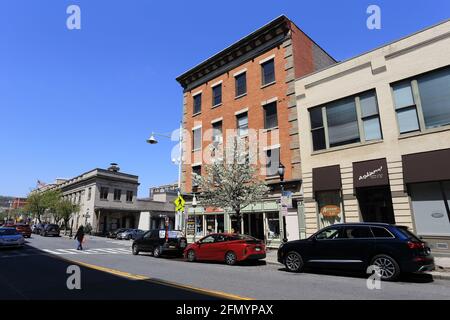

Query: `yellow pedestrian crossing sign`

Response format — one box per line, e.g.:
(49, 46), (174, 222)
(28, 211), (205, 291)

(174, 195), (185, 211)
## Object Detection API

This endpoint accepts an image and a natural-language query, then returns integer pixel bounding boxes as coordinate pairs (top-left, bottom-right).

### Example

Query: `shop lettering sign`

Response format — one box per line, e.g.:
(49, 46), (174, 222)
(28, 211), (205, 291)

(320, 205), (341, 217)
(358, 166), (384, 181)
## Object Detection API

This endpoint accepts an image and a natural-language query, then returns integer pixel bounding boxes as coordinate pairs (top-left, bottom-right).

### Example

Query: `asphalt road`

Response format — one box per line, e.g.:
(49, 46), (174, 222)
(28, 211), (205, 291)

(2, 234), (450, 300)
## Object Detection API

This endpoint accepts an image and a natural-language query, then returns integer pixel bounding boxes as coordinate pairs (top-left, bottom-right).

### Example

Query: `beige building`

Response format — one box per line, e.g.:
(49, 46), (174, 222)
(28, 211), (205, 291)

(295, 20), (450, 255)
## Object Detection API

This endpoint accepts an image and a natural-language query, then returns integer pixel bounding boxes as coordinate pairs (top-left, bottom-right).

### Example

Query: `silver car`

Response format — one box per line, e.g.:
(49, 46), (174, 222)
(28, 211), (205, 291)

(117, 229), (145, 240)
(0, 227), (25, 248)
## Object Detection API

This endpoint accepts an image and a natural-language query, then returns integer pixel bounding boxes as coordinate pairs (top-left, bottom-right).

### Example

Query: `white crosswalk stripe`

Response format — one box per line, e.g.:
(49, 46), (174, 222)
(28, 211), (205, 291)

(1, 247), (131, 258)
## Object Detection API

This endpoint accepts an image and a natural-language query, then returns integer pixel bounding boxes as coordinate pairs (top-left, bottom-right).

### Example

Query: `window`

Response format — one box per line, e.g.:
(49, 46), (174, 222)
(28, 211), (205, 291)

(359, 92), (382, 141)
(206, 215), (216, 234)
(212, 121), (222, 144)
(315, 227), (341, 240)
(371, 227), (394, 238)
(392, 67), (450, 133)
(192, 127), (201, 151)
(409, 181), (450, 237)
(200, 235), (215, 243)
(212, 84), (222, 107)
(265, 147), (280, 176)
(309, 90), (382, 151)
(126, 191), (133, 202)
(327, 97), (360, 147)
(267, 212), (280, 239)
(235, 72), (247, 97)
(317, 190), (343, 228)
(342, 226), (373, 239)
(236, 112), (248, 137)
(113, 189), (121, 201)
(192, 165), (201, 189)
(261, 59), (275, 85)
(193, 93), (202, 114)
(87, 187), (92, 201)
(393, 82), (420, 133)
(264, 101), (278, 129)
(100, 187), (109, 200)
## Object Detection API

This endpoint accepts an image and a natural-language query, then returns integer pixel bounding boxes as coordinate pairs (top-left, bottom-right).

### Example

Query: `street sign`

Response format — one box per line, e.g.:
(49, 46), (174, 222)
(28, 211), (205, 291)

(174, 195), (185, 211)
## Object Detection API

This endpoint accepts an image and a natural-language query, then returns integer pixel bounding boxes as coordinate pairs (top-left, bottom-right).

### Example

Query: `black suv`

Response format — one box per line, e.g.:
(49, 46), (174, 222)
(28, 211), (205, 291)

(132, 230), (187, 258)
(278, 223), (434, 281)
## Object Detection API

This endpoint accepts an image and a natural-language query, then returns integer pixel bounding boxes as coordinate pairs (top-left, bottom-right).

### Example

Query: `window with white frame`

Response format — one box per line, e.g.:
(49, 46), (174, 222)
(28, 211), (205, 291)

(236, 112), (248, 137)
(192, 127), (202, 151)
(265, 147), (280, 176)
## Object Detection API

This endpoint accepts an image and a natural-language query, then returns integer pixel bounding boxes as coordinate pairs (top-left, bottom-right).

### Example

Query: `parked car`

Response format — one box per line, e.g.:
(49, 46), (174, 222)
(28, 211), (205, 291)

(277, 223), (435, 281)
(14, 224), (32, 238)
(116, 229), (144, 240)
(32, 223), (46, 234)
(184, 233), (266, 265)
(132, 230), (187, 257)
(107, 228), (129, 239)
(0, 227), (25, 248)
(40, 224), (60, 237)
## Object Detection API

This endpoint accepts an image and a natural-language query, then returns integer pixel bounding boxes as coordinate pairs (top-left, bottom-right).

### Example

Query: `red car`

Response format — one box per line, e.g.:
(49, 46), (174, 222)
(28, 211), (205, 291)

(184, 233), (266, 265)
(12, 224), (32, 238)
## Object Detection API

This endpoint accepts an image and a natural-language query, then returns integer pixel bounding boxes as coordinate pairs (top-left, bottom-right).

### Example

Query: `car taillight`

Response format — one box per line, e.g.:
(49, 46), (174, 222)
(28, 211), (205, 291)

(407, 241), (425, 249)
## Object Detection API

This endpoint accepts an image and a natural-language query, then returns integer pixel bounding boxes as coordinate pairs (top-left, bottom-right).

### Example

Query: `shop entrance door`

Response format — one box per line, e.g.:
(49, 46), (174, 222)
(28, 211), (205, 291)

(250, 213), (265, 240)
(356, 186), (395, 224)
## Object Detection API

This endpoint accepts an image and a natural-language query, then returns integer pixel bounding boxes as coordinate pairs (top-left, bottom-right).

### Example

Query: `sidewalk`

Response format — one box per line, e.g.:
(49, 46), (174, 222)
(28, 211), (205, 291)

(264, 249), (450, 281)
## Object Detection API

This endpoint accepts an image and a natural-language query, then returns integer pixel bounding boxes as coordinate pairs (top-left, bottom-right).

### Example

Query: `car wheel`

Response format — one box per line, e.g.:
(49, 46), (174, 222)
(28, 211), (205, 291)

(153, 246), (161, 258)
(371, 254), (400, 281)
(187, 250), (196, 262)
(132, 245), (139, 256)
(225, 251), (237, 266)
(284, 251), (304, 273)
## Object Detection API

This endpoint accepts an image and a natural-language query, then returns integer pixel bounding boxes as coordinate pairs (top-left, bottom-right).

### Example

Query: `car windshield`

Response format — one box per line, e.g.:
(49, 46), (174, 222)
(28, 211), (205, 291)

(0, 228), (19, 236)
(397, 226), (421, 241)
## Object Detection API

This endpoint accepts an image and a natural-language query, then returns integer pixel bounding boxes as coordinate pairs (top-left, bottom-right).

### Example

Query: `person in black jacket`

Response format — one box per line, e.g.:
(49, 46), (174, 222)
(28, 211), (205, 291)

(75, 226), (85, 250)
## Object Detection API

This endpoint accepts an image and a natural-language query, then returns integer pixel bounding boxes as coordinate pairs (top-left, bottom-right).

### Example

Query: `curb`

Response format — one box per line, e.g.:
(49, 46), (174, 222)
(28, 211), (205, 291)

(264, 259), (450, 281)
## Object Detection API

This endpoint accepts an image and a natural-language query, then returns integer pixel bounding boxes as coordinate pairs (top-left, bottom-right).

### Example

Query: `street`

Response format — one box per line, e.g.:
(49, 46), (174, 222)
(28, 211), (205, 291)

(1, 234), (449, 300)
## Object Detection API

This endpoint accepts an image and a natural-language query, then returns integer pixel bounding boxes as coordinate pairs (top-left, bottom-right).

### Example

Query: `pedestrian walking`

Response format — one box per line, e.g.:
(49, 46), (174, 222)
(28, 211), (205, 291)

(75, 226), (85, 250)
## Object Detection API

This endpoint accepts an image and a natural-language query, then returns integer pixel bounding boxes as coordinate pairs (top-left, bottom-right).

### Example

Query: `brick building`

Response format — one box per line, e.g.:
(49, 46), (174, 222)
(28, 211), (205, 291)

(176, 15), (335, 246)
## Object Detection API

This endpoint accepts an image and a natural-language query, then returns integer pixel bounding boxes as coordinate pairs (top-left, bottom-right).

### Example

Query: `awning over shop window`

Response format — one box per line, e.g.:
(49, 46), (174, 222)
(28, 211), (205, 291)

(403, 148), (450, 184)
(353, 158), (389, 188)
(312, 165), (341, 192)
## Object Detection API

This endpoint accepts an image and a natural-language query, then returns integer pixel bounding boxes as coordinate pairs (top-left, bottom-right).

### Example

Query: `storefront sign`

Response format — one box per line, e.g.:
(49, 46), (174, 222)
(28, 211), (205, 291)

(320, 205), (341, 217)
(186, 216), (195, 235)
(281, 191), (293, 208)
(353, 158), (389, 188)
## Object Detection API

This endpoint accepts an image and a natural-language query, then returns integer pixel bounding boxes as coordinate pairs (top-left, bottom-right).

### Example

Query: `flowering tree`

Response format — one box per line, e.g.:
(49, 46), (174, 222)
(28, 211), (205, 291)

(193, 139), (269, 233)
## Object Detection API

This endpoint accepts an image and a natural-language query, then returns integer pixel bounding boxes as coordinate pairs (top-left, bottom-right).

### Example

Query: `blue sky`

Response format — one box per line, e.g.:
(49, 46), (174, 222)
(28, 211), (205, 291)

(0, 0), (449, 198)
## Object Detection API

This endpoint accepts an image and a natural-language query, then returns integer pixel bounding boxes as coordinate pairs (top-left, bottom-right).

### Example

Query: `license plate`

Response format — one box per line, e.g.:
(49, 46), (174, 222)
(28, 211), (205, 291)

(169, 245), (175, 249)
(255, 247), (261, 251)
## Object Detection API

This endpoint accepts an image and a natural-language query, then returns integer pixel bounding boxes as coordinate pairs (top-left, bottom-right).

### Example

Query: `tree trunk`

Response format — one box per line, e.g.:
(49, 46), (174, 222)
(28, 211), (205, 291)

(235, 210), (241, 234)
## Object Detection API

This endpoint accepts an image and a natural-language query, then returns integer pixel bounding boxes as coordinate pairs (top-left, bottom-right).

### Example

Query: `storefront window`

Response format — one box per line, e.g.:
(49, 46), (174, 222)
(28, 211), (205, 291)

(186, 216), (195, 236)
(317, 190), (343, 228)
(231, 217), (239, 233)
(206, 215), (215, 234)
(410, 182), (450, 236)
(195, 215), (203, 236)
(266, 212), (280, 239)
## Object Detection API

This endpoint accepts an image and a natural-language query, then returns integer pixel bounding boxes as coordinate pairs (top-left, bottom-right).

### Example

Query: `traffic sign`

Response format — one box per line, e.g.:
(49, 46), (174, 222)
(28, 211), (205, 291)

(174, 195), (185, 211)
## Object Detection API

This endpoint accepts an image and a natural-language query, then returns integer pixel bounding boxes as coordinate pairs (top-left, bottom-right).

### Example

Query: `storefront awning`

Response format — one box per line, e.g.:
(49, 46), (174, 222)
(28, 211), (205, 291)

(312, 165), (341, 192)
(353, 158), (389, 188)
(403, 148), (450, 184)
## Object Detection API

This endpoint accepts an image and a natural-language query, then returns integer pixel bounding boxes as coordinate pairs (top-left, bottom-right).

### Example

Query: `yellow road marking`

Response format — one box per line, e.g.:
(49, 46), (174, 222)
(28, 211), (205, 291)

(70, 259), (253, 300)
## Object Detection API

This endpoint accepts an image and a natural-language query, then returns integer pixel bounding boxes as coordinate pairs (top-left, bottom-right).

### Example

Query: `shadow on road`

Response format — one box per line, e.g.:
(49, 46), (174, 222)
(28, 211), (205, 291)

(276, 267), (434, 284)
(0, 245), (220, 300)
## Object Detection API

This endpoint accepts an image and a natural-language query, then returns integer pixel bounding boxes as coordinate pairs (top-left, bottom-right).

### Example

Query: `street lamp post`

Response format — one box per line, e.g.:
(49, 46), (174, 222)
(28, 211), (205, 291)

(147, 122), (184, 231)
(192, 190), (198, 242)
(278, 163), (288, 243)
